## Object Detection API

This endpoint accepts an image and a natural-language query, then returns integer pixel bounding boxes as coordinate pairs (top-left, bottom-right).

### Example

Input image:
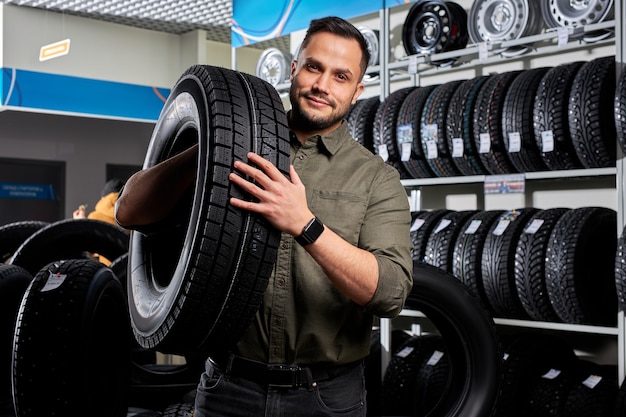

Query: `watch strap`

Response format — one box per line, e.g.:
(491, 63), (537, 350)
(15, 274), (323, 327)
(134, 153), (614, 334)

(295, 217), (324, 246)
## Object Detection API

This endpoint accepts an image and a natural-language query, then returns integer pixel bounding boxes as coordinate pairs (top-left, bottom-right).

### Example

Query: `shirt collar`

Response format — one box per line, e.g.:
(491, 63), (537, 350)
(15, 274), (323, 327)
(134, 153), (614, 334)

(289, 118), (351, 157)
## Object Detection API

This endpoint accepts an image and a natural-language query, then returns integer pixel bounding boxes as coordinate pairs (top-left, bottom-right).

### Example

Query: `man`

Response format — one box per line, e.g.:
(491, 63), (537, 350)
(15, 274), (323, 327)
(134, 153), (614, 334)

(116, 16), (412, 417)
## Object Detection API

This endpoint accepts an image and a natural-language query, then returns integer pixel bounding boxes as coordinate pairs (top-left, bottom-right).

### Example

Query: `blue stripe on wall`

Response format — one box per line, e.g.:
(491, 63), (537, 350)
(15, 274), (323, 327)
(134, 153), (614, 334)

(1, 68), (170, 121)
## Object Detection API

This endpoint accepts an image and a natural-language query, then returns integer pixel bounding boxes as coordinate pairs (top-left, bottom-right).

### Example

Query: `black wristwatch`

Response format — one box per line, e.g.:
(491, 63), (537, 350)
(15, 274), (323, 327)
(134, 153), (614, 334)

(295, 217), (324, 246)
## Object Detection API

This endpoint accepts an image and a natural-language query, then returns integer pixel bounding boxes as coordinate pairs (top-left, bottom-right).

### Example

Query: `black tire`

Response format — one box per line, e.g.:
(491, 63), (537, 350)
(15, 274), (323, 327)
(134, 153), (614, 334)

(0, 220), (49, 263)
(452, 210), (505, 305)
(0, 265), (32, 417)
(533, 61), (585, 170)
(473, 71), (522, 174)
(381, 334), (448, 416)
(421, 80), (464, 177)
(8, 218), (129, 276)
(502, 67), (551, 172)
(615, 65), (626, 154)
(410, 209), (454, 263)
(615, 224), (626, 312)
(402, 262), (502, 417)
(373, 87), (415, 178)
(396, 86), (437, 179)
(12, 259), (130, 417)
(446, 76), (489, 176)
(481, 208), (539, 319)
(564, 362), (619, 417)
(347, 96), (380, 152)
(568, 56), (617, 168)
(545, 207), (618, 325)
(127, 65), (290, 357)
(513, 207), (570, 322)
(424, 210), (479, 272)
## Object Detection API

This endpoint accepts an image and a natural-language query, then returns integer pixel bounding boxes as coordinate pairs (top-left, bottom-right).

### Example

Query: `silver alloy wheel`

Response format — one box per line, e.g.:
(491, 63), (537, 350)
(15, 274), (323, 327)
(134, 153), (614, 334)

(468, 0), (543, 43)
(255, 47), (291, 87)
(357, 25), (379, 67)
(541, 0), (614, 28)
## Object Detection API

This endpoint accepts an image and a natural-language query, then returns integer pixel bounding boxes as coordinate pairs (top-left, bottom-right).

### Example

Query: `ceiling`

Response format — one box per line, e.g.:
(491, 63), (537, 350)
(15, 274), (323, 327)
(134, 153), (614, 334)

(0, 0), (235, 44)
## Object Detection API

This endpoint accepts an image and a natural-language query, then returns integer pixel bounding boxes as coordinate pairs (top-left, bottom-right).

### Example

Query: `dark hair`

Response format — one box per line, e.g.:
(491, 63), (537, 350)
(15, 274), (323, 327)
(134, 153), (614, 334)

(101, 178), (125, 197)
(299, 16), (371, 80)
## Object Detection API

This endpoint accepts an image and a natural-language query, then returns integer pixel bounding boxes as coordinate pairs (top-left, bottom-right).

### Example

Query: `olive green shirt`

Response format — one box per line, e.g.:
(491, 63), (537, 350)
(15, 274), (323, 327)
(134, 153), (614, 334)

(236, 121), (413, 365)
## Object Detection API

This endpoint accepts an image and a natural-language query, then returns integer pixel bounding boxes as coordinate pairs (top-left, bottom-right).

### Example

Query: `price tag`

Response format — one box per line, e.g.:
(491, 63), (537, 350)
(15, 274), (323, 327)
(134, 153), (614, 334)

(524, 219), (544, 234)
(492, 219), (510, 236)
(582, 375), (602, 389)
(434, 219), (452, 234)
(426, 140), (438, 159)
(541, 130), (554, 152)
(396, 346), (414, 358)
(464, 219), (482, 234)
(411, 218), (425, 232)
(426, 350), (444, 366)
(42, 271), (67, 292)
(401, 142), (412, 161)
(408, 55), (418, 74)
(479, 133), (491, 153)
(542, 369), (561, 380)
(557, 27), (569, 48)
(378, 144), (389, 161)
(452, 138), (464, 157)
(478, 42), (489, 62)
(508, 132), (521, 153)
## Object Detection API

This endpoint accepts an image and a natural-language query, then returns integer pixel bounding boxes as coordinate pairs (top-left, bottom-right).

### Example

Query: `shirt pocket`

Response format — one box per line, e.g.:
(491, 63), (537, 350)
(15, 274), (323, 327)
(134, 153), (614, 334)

(309, 189), (368, 245)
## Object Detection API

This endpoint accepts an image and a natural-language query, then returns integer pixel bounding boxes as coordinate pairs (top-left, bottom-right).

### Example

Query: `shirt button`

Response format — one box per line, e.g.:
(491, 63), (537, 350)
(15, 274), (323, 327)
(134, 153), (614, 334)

(272, 347), (280, 356)
(298, 155), (305, 160)
(281, 242), (289, 250)
(277, 278), (285, 287)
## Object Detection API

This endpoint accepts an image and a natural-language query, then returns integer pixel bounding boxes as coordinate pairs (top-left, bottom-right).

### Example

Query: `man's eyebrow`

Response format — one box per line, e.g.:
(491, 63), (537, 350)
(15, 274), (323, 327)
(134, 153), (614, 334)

(303, 57), (355, 77)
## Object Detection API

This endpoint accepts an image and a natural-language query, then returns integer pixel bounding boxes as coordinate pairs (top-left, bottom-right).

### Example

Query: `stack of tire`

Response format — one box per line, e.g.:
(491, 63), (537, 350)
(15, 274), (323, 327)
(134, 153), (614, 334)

(381, 331), (621, 417)
(410, 206), (618, 326)
(347, 56), (619, 178)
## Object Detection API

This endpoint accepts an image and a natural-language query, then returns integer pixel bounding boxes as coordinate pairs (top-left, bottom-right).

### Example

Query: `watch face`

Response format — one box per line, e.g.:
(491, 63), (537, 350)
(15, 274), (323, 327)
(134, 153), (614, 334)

(296, 217), (324, 246)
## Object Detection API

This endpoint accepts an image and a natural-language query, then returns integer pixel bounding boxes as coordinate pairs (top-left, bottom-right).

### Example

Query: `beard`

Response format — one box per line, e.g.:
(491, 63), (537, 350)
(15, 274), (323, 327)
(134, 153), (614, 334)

(289, 88), (349, 133)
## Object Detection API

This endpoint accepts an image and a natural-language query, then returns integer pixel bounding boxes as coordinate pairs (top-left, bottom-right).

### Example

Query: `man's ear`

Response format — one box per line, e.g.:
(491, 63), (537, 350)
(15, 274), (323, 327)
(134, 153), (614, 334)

(351, 82), (365, 105)
(289, 60), (297, 82)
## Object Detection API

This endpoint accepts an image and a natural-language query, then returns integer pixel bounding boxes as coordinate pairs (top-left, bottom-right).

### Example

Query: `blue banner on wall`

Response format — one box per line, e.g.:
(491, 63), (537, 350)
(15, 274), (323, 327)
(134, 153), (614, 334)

(232, 0), (417, 47)
(0, 182), (56, 200)
(1, 68), (170, 121)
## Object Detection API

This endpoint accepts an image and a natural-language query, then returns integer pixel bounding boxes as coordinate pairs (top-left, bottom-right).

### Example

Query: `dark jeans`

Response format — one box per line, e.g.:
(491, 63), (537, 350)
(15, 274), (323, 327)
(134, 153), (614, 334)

(194, 358), (367, 417)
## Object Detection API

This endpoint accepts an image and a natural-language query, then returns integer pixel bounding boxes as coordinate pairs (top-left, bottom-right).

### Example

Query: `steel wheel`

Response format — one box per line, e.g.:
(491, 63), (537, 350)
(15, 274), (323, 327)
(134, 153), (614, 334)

(402, 0), (468, 66)
(541, 0), (614, 28)
(255, 47), (291, 87)
(468, 0), (543, 44)
(357, 25), (379, 66)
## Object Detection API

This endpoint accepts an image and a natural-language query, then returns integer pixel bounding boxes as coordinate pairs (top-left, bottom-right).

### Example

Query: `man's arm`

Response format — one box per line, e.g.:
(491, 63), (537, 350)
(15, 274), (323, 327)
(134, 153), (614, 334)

(115, 145), (198, 228)
(229, 152), (387, 306)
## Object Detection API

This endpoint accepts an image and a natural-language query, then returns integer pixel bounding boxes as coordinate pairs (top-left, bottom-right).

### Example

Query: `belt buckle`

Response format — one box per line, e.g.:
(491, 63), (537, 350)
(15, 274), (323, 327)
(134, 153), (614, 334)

(267, 364), (301, 387)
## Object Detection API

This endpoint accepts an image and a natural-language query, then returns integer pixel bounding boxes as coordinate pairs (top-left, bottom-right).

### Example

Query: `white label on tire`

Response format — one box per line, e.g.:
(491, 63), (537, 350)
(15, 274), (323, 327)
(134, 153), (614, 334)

(411, 218), (425, 232)
(582, 375), (602, 389)
(427, 350), (444, 366)
(396, 346), (414, 358)
(464, 219), (482, 234)
(492, 219), (510, 236)
(434, 219), (452, 234)
(541, 130), (554, 152)
(452, 138), (464, 157)
(479, 133), (491, 153)
(524, 219), (544, 234)
(401, 142), (412, 161)
(508, 132), (521, 152)
(42, 271), (67, 292)
(426, 140), (438, 159)
(378, 144), (389, 161)
(542, 369), (561, 380)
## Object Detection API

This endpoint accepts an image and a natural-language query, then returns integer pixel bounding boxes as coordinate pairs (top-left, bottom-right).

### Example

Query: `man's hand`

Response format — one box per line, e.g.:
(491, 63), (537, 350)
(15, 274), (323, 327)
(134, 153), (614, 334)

(229, 152), (313, 237)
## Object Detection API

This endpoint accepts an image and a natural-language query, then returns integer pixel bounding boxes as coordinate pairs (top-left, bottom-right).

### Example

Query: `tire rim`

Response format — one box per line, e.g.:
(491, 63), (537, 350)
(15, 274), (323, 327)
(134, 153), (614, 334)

(468, 0), (543, 43)
(255, 47), (290, 87)
(357, 25), (379, 66)
(541, 0), (614, 27)
(402, 0), (469, 60)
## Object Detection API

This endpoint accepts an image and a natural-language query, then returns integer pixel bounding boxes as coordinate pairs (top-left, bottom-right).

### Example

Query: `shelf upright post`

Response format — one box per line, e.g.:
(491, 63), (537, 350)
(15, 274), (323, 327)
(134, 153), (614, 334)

(380, 7), (390, 101)
(616, 0), (626, 385)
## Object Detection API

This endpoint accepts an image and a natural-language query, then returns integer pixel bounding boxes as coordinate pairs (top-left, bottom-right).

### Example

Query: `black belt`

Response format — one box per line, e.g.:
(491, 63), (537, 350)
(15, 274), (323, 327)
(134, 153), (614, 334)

(211, 354), (359, 388)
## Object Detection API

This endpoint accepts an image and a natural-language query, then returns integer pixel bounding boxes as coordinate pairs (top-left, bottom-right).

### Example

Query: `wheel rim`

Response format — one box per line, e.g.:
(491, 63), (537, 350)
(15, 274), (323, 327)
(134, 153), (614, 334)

(357, 26), (379, 66)
(469, 0), (542, 43)
(402, 0), (468, 58)
(541, 0), (614, 27)
(255, 47), (290, 87)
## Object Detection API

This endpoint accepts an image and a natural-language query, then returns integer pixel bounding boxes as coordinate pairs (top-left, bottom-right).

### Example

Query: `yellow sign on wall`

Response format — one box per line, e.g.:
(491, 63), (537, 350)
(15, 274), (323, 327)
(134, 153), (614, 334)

(39, 39), (71, 62)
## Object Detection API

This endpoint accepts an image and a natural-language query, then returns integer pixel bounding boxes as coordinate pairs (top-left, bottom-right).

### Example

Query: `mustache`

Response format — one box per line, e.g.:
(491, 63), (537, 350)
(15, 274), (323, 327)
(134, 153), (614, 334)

(302, 91), (335, 107)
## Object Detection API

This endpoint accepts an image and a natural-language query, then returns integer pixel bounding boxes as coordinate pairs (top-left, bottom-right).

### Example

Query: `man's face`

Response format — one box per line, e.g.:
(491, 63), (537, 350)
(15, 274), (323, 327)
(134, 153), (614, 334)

(289, 31), (364, 136)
